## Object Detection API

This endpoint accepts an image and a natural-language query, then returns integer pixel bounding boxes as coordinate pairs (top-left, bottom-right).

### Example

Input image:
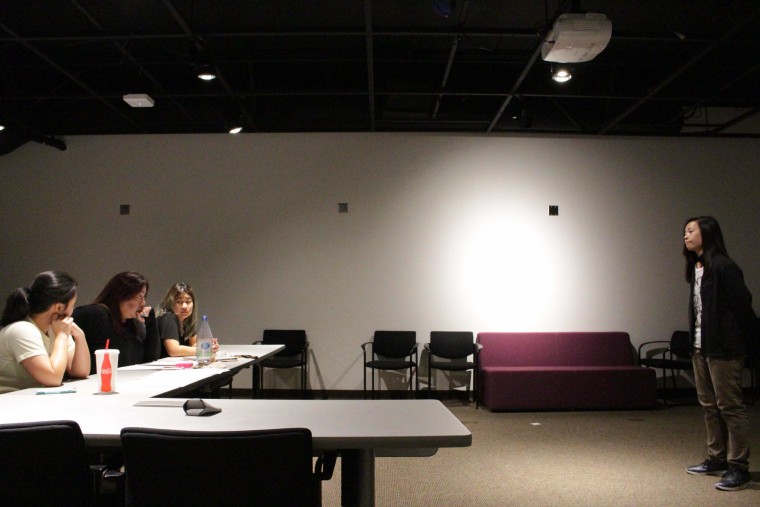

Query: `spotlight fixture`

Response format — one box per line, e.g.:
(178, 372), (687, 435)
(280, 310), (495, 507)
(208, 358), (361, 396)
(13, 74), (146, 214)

(193, 38), (218, 81)
(551, 66), (572, 83)
(432, 0), (456, 18)
(196, 64), (217, 81)
(0, 124), (5, 131)
(228, 125), (243, 134)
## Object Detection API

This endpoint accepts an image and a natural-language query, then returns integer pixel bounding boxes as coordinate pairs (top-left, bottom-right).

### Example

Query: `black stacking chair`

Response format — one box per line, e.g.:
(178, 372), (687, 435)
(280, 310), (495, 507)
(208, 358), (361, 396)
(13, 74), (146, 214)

(361, 330), (418, 398)
(638, 330), (693, 404)
(0, 420), (93, 507)
(121, 427), (331, 506)
(744, 316), (760, 404)
(255, 329), (309, 397)
(425, 331), (482, 408)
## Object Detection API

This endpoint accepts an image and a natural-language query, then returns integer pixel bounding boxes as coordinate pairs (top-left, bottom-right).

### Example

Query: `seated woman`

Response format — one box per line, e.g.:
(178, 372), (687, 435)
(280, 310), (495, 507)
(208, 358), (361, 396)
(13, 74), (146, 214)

(0, 271), (90, 393)
(73, 271), (159, 373)
(157, 282), (218, 357)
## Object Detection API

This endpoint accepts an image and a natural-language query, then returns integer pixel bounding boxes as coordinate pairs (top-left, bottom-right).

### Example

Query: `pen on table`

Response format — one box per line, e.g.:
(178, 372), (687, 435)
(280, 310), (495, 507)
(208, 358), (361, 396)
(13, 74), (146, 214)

(36, 387), (77, 395)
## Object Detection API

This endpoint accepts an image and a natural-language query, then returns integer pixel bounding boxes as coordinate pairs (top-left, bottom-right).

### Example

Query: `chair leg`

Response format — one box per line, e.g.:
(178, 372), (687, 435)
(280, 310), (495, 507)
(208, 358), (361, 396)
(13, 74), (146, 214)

(301, 364), (306, 399)
(428, 363), (433, 399)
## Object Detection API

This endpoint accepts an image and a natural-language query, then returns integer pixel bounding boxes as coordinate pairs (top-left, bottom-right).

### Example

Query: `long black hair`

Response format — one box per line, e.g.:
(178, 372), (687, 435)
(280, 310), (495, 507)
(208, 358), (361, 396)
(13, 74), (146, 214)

(93, 271), (149, 330)
(683, 216), (729, 283)
(0, 271), (78, 327)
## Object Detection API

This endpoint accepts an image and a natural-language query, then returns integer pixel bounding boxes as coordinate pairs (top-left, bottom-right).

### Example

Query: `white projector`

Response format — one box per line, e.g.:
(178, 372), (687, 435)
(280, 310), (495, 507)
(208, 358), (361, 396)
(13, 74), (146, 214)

(123, 94), (155, 108)
(541, 13), (612, 63)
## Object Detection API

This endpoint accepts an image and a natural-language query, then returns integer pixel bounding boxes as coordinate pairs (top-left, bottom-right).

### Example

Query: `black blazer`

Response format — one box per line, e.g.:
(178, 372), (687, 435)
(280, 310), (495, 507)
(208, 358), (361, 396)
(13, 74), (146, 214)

(689, 254), (758, 358)
(73, 304), (160, 373)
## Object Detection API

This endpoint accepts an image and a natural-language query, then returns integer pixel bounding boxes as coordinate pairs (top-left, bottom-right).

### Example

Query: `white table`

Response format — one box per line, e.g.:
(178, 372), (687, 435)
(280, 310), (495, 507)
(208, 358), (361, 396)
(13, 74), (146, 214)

(0, 344), (472, 507)
(0, 395), (470, 507)
(0, 344), (283, 399)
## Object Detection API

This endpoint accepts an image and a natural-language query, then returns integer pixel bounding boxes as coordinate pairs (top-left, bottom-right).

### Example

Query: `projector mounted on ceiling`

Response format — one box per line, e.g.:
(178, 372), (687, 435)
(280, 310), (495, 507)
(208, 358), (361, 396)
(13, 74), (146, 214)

(541, 13), (612, 63)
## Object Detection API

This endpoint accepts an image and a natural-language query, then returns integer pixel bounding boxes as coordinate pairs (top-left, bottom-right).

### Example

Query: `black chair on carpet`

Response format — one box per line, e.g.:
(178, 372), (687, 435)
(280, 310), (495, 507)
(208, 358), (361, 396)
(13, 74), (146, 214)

(0, 420), (94, 507)
(638, 330), (693, 403)
(744, 316), (760, 404)
(255, 329), (309, 397)
(120, 426), (332, 507)
(362, 330), (418, 398)
(425, 331), (482, 408)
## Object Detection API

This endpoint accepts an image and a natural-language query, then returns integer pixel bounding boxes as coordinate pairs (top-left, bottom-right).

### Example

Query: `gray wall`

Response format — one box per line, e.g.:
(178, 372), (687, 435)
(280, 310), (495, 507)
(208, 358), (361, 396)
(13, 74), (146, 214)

(1, 133), (758, 391)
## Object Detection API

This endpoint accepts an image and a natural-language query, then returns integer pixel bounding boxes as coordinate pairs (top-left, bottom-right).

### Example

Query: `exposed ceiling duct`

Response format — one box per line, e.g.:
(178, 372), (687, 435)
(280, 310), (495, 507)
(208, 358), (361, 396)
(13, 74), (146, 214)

(0, 1), (758, 155)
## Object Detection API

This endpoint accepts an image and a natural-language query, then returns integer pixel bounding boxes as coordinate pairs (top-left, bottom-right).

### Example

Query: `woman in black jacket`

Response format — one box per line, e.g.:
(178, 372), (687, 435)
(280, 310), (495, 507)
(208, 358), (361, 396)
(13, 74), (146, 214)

(73, 271), (159, 373)
(683, 216), (758, 491)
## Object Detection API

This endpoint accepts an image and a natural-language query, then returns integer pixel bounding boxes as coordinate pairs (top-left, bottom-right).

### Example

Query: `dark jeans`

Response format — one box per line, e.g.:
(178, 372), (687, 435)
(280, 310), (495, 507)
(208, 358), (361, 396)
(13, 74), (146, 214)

(692, 349), (750, 470)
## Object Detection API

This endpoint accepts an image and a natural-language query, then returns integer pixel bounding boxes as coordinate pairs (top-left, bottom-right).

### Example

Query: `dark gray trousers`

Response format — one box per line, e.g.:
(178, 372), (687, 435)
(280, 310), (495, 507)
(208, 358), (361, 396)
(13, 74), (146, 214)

(692, 349), (750, 470)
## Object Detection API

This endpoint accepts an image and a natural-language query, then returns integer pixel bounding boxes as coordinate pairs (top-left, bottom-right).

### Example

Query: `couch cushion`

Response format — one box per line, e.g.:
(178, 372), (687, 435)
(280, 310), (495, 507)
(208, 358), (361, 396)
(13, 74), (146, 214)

(480, 366), (657, 410)
(477, 332), (636, 367)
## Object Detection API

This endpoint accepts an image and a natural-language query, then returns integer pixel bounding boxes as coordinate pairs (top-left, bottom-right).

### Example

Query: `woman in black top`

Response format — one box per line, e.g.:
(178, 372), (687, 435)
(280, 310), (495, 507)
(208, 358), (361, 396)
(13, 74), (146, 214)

(157, 282), (219, 357)
(683, 216), (758, 491)
(158, 282), (198, 357)
(73, 271), (159, 373)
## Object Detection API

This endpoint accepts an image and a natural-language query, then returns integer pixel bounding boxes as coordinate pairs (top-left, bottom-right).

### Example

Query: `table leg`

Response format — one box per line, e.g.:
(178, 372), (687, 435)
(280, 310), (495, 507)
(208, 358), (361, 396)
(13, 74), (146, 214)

(251, 364), (261, 399)
(340, 449), (375, 507)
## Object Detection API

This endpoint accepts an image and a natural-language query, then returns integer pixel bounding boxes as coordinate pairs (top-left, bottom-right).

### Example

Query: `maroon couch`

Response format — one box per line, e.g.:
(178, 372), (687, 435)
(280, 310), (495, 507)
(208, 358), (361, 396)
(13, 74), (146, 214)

(477, 332), (657, 411)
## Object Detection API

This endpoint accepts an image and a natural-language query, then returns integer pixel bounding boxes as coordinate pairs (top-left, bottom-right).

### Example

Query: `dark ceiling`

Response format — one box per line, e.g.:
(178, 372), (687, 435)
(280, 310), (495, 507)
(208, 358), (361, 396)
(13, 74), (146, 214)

(1, 1), (759, 154)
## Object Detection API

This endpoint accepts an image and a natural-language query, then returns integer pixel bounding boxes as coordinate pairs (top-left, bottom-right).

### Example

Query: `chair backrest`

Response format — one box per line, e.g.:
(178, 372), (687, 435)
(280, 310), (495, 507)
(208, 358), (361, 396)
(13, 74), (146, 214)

(670, 330), (692, 359)
(0, 420), (92, 507)
(373, 330), (416, 358)
(262, 329), (307, 357)
(430, 331), (476, 359)
(120, 427), (314, 507)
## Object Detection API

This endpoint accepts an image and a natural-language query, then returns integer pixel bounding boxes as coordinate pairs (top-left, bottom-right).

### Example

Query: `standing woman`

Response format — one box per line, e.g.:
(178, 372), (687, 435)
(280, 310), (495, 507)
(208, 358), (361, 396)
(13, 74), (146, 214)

(73, 271), (160, 373)
(683, 216), (758, 491)
(0, 271), (90, 393)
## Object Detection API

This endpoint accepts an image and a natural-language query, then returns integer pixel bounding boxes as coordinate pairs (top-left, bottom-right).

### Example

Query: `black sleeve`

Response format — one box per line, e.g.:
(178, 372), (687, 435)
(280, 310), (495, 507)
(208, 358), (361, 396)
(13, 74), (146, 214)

(73, 305), (115, 374)
(142, 308), (161, 362)
(720, 262), (758, 344)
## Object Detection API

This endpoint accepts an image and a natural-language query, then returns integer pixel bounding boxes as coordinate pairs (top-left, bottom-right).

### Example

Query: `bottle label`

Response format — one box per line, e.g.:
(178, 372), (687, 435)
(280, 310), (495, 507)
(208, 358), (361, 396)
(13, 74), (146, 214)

(101, 355), (112, 392)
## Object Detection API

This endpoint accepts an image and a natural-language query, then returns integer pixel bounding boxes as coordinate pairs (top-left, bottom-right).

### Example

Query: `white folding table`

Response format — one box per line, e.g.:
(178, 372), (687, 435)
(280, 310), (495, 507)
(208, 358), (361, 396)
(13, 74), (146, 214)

(0, 344), (472, 507)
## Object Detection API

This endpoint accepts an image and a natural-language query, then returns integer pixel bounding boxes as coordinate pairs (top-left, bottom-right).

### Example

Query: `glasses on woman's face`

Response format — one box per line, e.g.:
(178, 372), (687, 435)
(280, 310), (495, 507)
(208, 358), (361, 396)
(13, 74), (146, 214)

(132, 292), (147, 302)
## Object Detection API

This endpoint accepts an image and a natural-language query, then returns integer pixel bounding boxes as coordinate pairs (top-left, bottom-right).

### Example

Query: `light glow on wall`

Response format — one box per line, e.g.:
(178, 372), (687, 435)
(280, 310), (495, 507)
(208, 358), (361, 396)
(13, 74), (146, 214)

(451, 202), (558, 330)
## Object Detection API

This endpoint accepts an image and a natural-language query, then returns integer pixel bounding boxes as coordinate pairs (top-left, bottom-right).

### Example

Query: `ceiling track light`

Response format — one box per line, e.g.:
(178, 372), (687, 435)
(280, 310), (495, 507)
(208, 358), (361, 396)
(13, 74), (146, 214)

(194, 37), (217, 81)
(196, 63), (217, 81)
(551, 65), (573, 83)
(432, 0), (457, 18)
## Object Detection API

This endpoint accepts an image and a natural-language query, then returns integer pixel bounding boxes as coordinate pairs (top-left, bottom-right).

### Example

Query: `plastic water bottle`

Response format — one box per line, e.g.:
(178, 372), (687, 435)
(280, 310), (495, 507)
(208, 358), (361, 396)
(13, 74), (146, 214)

(196, 315), (214, 365)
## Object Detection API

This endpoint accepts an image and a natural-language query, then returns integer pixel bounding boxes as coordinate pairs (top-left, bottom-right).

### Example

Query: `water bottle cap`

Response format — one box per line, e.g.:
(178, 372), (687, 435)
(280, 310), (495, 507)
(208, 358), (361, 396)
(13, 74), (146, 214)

(202, 315), (208, 320)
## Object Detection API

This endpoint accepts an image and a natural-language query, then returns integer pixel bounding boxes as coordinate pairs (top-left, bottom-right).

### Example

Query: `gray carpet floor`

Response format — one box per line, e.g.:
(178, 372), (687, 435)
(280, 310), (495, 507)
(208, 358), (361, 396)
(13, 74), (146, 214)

(321, 401), (760, 506)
